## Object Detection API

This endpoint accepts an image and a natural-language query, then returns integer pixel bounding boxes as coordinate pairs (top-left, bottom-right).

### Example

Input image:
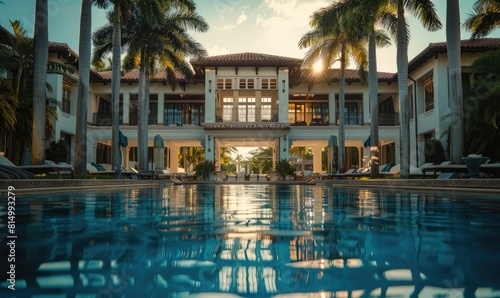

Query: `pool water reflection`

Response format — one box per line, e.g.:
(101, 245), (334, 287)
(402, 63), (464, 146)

(1, 184), (500, 297)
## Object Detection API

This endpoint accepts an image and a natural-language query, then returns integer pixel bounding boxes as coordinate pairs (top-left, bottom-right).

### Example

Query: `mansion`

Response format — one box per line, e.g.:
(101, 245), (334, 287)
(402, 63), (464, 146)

(1, 26), (499, 173)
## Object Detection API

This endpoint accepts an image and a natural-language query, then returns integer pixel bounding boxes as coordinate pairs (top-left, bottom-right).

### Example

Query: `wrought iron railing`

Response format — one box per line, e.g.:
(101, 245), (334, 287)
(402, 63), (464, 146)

(215, 108), (279, 123)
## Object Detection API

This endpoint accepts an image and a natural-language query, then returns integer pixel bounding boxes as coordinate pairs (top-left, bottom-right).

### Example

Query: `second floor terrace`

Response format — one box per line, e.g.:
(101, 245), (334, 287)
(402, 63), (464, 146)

(90, 92), (399, 127)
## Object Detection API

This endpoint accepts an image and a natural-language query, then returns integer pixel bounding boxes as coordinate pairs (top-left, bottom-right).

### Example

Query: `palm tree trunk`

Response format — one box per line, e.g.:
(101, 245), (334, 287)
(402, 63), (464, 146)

(32, 0), (49, 165)
(112, 3), (122, 178)
(74, 0), (92, 176)
(338, 41), (346, 173)
(447, 0), (464, 164)
(369, 32), (380, 178)
(397, 0), (410, 178)
(137, 50), (148, 171)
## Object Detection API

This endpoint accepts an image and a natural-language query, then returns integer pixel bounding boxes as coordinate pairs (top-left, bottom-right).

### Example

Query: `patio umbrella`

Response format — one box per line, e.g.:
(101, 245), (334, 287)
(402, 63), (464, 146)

(119, 131), (128, 168)
(363, 135), (371, 148)
(21, 147), (31, 166)
(327, 135), (337, 174)
(153, 134), (164, 170)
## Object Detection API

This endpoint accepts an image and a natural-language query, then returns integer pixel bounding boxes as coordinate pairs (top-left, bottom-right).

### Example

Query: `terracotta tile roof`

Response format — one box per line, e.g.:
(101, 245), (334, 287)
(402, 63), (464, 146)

(325, 69), (395, 81)
(98, 69), (185, 81)
(48, 41), (103, 80)
(407, 38), (500, 74)
(191, 52), (303, 67)
(49, 42), (78, 59)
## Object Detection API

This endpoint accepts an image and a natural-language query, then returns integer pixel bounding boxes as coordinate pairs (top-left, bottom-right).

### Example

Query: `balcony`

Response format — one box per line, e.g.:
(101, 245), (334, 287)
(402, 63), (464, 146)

(216, 108), (278, 123)
(378, 113), (399, 126)
(335, 112), (364, 125)
(129, 113), (158, 126)
(92, 113), (123, 126)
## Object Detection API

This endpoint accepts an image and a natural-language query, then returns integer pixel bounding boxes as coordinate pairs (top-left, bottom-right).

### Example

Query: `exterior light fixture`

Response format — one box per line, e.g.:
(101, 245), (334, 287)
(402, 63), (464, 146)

(282, 80), (286, 93)
(283, 135), (287, 141)
(208, 80), (212, 93)
(208, 135), (211, 141)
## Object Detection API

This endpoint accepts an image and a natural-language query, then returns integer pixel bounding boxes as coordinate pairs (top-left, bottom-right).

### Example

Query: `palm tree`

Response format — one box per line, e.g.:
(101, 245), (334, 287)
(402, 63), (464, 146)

(74, 0), (93, 176)
(32, 0), (49, 165)
(123, 2), (207, 171)
(299, 3), (368, 173)
(463, 50), (500, 161)
(73, 0), (111, 176)
(315, 0), (395, 178)
(395, 0), (441, 178)
(94, 0), (208, 171)
(463, 0), (500, 39)
(447, 0), (464, 165)
(0, 21), (70, 164)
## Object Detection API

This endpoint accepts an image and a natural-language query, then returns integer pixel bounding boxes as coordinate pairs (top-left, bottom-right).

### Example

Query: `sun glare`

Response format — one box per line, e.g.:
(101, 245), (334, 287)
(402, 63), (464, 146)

(313, 60), (324, 73)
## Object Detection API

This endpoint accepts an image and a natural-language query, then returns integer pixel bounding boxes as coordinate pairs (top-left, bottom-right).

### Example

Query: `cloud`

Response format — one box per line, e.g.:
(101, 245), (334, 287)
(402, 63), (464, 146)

(264, 0), (298, 17)
(214, 24), (236, 30)
(205, 45), (229, 56)
(256, 14), (265, 25)
(237, 11), (248, 24)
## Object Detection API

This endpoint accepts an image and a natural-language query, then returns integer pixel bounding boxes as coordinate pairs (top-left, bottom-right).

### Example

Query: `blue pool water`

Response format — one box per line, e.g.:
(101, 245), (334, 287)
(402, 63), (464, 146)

(1, 184), (500, 297)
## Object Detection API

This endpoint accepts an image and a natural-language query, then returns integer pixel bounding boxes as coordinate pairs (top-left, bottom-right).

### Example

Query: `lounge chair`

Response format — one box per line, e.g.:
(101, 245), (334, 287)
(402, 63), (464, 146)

(87, 163), (139, 178)
(0, 154), (36, 179)
(16, 160), (74, 178)
(479, 163), (500, 177)
(421, 161), (468, 178)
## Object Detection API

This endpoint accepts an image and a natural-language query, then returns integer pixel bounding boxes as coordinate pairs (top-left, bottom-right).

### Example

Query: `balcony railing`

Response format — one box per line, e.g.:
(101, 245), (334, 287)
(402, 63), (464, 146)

(215, 108), (278, 123)
(378, 113), (399, 126)
(92, 113), (123, 126)
(335, 112), (364, 125)
(289, 111), (329, 126)
(129, 113), (158, 126)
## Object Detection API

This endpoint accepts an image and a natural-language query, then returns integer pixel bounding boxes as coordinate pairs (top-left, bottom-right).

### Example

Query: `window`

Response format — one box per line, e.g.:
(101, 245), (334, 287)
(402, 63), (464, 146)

(239, 78), (255, 89)
(98, 98), (111, 113)
(217, 78), (232, 89)
(261, 78), (277, 89)
(62, 79), (71, 114)
(261, 97), (272, 121)
(164, 103), (204, 125)
(424, 76), (434, 112)
(238, 97), (255, 122)
(223, 97), (233, 121)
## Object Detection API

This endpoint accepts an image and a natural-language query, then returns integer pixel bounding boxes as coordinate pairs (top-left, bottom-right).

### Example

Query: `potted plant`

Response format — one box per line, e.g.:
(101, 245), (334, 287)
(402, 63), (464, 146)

(194, 159), (216, 180)
(274, 159), (296, 181)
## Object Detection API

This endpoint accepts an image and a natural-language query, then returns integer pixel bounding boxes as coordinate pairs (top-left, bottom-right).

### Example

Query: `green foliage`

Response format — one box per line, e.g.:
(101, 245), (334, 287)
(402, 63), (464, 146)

(424, 139), (446, 165)
(45, 139), (68, 162)
(274, 159), (296, 180)
(194, 159), (215, 180)
(248, 147), (273, 174)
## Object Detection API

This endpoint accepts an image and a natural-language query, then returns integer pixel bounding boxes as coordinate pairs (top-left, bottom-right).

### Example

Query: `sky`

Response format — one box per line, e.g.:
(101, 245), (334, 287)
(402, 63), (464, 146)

(1, 0), (499, 73)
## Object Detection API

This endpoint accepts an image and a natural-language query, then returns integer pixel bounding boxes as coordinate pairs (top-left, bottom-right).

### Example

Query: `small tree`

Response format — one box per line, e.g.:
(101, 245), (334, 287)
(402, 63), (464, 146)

(425, 139), (446, 165)
(45, 139), (68, 162)
(194, 159), (215, 180)
(274, 159), (296, 180)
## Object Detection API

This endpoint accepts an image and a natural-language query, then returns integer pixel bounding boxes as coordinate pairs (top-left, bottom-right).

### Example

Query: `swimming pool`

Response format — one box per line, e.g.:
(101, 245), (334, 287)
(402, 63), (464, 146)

(1, 184), (499, 297)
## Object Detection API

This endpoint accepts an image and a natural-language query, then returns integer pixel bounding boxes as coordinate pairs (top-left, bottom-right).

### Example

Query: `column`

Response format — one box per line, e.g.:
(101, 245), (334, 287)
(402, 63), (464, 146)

(122, 92), (130, 124)
(279, 135), (289, 161)
(169, 144), (180, 173)
(205, 135), (215, 162)
(205, 69), (216, 123)
(278, 68), (289, 123)
(124, 147), (130, 169)
(157, 92), (164, 125)
(312, 146), (323, 173)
